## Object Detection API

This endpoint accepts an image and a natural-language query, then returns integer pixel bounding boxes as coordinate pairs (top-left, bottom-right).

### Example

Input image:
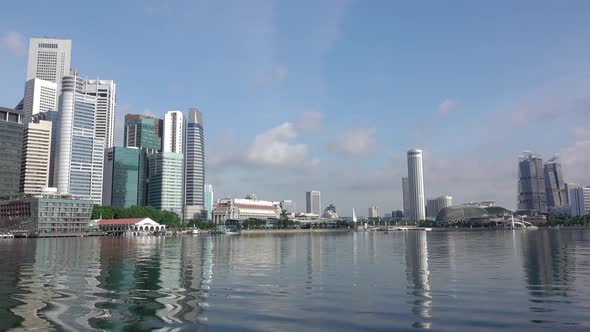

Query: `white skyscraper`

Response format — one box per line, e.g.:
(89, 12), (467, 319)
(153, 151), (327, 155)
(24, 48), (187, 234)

(407, 149), (426, 221)
(184, 109), (205, 221)
(306, 191), (321, 215)
(402, 177), (410, 218)
(84, 79), (116, 148)
(22, 78), (57, 122)
(163, 111), (185, 153)
(19, 120), (52, 194)
(54, 75), (104, 204)
(426, 195), (453, 220)
(27, 37), (72, 98)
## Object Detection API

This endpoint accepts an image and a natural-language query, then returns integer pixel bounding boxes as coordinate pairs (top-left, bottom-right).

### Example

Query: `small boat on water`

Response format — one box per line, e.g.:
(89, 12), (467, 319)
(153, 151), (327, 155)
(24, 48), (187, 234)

(191, 228), (200, 235)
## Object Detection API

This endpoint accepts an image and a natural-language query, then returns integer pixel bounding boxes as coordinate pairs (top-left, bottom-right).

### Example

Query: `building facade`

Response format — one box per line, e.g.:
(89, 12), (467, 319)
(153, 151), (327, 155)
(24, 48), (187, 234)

(407, 149), (426, 221)
(212, 197), (281, 224)
(0, 195), (93, 235)
(102, 147), (146, 207)
(280, 200), (295, 215)
(163, 111), (185, 153)
(32, 111), (59, 187)
(184, 109), (205, 220)
(147, 152), (184, 216)
(0, 107), (24, 199)
(22, 78), (57, 122)
(84, 79), (116, 148)
(544, 158), (567, 210)
(26, 37), (72, 98)
(124, 114), (163, 153)
(306, 191), (321, 215)
(426, 196), (453, 220)
(565, 183), (581, 208)
(517, 152), (547, 214)
(570, 187), (590, 217)
(402, 177), (410, 218)
(20, 120), (52, 194)
(368, 206), (381, 219)
(204, 184), (214, 220)
(54, 75), (104, 204)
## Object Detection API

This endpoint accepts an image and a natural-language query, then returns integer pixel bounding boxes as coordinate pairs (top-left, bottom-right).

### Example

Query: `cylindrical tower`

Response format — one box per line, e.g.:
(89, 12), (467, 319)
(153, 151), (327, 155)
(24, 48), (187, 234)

(407, 149), (426, 221)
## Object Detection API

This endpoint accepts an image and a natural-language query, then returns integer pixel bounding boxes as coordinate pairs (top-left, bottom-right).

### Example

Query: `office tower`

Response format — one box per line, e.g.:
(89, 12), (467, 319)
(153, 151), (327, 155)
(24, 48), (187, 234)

(148, 152), (184, 216)
(280, 200), (295, 214)
(102, 147), (147, 207)
(32, 111), (59, 186)
(517, 152), (547, 214)
(204, 184), (214, 220)
(19, 120), (52, 194)
(402, 177), (410, 218)
(570, 187), (590, 217)
(407, 149), (426, 221)
(163, 111), (185, 153)
(564, 183), (581, 207)
(84, 79), (116, 148)
(368, 206), (381, 218)
(22, 78), (57, 122)
(306, 191), (321, 215)
(544, 157), (567, 209)
(54, 75), (104, 204)
(426, 195), (453, 220)
(124, 114), (163, 153)
(27, 37), (72, 97)
(184, 108), (205, 220)
(0, 107), (24, 198)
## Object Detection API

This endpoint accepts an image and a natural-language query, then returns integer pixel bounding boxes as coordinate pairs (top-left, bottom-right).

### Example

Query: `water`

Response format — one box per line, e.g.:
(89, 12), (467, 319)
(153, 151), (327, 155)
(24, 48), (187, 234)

(1, 230), (590, 331)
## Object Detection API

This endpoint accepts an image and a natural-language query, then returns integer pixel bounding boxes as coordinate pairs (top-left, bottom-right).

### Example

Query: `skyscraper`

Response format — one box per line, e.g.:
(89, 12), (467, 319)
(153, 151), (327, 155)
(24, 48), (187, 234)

(148, 152), (184, 216)
(32, 111), (59, 186)
(402, 177), (410, 218)
(19, 120), (52, 194)
(163, 111), (185, 153)
(306, 191), (321, 215)
(280, 200), (295, 214)
(184, 108), (205, 220)
(22, 78), (57, 122)
(564, 183), (581, 207)
(517, 152), (547, 214)
(54, 75), (104, 204)
(544, 157), (567, 210)
(27, 37), (72, 98)
(570, 187), (590, 217)
(407, 149), (426, 221)
(368, 206), (381, 219)
(84, 79), (116, 148)
(0, 107), (23, 198)
(426, 195), (453, 220)
(204, 184), (214, 220)
(102, 147), (147, 207)
(124, 114), (163, 153)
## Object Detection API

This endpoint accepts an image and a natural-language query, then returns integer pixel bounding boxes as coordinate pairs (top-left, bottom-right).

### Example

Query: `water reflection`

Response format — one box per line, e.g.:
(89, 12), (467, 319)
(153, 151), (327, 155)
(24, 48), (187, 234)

(405, 231), (432, 329)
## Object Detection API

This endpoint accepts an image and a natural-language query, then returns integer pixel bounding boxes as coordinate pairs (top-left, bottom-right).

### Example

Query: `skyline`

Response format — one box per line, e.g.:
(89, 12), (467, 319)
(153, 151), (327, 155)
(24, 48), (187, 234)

(1, 1), (590, 212)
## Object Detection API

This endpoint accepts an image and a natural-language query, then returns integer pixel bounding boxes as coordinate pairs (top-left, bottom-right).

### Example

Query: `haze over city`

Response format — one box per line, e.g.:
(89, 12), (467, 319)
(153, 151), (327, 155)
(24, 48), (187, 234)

(1, 1), (589, 213)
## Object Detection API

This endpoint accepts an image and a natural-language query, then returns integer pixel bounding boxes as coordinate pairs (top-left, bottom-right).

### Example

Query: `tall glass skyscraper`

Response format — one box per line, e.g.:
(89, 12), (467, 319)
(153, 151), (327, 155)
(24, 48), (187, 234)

(544, 158), (567, 209)
(517, 152), (547, 214)
(148, 152), (184, 216)
(102, 147), (146, 207)
(204, 184), (214, 220)
(124, 114), (163, 153)
(407, 149), (426, 221)
(0, 107), (24, 198)
(184, 108), (205, 220)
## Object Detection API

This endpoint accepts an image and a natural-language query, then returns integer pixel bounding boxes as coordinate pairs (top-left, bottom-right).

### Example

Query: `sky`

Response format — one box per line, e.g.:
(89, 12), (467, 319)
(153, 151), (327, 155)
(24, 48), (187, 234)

(1, 0), (589, 216)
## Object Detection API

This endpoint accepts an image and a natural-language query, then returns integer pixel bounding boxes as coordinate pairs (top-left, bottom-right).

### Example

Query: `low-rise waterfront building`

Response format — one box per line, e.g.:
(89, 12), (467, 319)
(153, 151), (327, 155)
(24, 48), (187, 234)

(0, 194), (93, 235)
(212, 196), (281, 224)
(97, 217), (166, 235)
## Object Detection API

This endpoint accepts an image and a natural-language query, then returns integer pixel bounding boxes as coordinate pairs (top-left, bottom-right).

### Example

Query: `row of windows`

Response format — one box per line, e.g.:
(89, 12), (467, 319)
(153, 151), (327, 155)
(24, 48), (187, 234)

(38, 43), (58, 49)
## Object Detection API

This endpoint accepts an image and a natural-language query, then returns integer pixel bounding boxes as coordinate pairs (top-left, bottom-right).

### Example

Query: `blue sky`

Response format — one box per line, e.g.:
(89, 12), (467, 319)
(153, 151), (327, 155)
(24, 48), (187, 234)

(1, 0), (589, 214)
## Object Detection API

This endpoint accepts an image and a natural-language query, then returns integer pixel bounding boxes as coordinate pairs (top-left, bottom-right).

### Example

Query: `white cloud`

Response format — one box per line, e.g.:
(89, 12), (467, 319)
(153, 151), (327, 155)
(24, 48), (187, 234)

(0, 31), (26, 56)
(437, 98), (456, 115)
(328, 124), (377, 156)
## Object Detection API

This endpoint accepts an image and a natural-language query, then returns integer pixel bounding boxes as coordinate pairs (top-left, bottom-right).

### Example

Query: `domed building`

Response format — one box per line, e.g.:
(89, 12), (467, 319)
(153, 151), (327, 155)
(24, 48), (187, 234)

(436, 205), (512, 225)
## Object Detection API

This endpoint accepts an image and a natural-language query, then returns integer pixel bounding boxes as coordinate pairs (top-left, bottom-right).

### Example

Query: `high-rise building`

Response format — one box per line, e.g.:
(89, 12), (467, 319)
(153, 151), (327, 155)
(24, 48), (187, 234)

(0, 107), (24, 198)
(517, 152), (547, 214)
(402, 177), (410, 218)
(570, 187), (590, 217)
(32, 111), (59, 186)
(163, 111), (185, 153)
(306, 191), (321, 215)
(148, 152), (184, 217)
(19, 120), (52, 194)
(426, 195), (453, 220)
(565, 183), (581, 207)
(204, 184), (214, 220)
(22, 78), (57, 122)
(124, 114), (163, 153)
(544, 157), (567, 210)
(102, 147), (147, 207)
(184, 108), (205, 220)
(407, 149), (426, 221)
(54, 75), (104, 204)
(280, 200), (295, 214)
(27, 37), (72, 98)
(84, 79), (116, 148)
(368, 206), (381, 219)
(323, 204), (338, 219)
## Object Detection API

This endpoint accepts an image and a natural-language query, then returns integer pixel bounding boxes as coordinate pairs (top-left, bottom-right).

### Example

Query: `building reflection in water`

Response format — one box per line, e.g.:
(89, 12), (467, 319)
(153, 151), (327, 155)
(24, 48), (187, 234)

(404, 231), (432, 329)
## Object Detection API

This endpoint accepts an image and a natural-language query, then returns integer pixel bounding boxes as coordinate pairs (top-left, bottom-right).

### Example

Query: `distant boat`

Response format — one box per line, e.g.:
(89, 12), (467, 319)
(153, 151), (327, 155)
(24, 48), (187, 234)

(191, 228), (200, 235)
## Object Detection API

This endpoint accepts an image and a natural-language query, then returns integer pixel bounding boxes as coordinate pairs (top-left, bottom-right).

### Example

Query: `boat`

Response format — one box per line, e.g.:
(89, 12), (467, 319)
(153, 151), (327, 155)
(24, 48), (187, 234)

(191, 228), (200, 235)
